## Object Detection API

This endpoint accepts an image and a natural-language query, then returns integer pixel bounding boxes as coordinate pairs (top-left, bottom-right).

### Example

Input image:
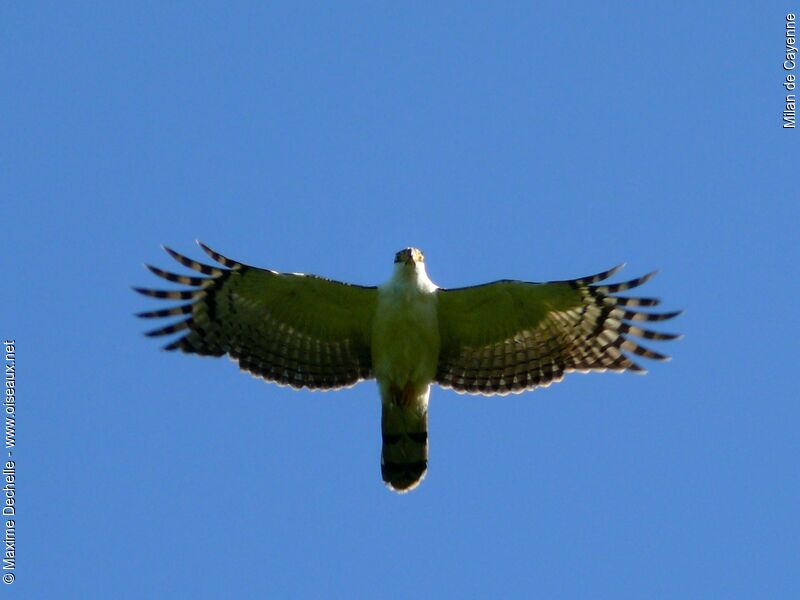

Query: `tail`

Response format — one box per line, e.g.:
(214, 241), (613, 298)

(380, 384), (429, 493)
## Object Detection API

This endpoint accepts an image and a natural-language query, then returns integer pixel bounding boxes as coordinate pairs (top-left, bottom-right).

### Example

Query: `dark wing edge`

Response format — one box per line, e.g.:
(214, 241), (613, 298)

(134, 241), (250, 353)
(437, 263), (628, 293)
(561, 266), (683, 372)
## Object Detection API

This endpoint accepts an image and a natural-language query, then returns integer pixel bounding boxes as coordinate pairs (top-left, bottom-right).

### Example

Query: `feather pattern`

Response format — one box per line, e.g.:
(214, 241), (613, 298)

(135, 242), (378, 390)
(435, 265), (681, 396)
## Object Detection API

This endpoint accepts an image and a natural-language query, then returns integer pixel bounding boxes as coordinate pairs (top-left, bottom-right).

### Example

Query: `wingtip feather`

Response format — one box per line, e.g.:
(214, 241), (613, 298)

(197, 241), (242, 269)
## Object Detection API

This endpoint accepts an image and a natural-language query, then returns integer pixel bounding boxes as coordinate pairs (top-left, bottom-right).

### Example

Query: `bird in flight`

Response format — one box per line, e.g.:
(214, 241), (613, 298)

(135, 242), (681, 493)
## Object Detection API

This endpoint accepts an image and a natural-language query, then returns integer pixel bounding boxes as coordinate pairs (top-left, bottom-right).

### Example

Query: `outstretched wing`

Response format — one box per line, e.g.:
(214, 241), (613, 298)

(135, 242), (378, 390)
(435, 265), (681, 396)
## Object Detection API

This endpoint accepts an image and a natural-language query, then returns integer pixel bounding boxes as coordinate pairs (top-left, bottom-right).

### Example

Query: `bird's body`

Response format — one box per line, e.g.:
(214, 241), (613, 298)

(136, 243), (681, 493)
(372, 249), (440, 490)
(372, 251), (440, 391)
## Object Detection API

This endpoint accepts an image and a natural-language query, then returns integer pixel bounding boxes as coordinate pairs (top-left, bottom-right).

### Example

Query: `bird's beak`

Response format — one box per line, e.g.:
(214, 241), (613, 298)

(404, 253), (415, 266)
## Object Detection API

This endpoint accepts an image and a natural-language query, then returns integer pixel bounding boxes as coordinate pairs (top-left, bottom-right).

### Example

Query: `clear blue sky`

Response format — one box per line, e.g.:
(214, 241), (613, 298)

(3, 2), (798, 598)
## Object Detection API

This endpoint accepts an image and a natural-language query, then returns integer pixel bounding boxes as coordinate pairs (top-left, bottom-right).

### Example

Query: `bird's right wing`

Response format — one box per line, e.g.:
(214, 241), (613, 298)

(435, 265), (681, 396)
(135, 243), (378, 390)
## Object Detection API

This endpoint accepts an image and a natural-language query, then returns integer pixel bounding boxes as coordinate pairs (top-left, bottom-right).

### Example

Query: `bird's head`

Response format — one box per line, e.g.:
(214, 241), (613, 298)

(394, 247), (425, 267)
(389, 247), (436, 291)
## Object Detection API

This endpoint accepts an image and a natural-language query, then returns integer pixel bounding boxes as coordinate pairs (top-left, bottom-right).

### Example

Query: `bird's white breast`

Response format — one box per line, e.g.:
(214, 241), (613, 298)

(372, 271), (440, 389)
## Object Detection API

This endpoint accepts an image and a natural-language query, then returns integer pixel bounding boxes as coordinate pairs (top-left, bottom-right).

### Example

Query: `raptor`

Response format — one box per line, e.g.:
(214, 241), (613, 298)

(135, 243), (681, 493)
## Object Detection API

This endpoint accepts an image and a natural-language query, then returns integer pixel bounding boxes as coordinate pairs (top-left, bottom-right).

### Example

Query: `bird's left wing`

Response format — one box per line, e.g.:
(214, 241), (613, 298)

(435, 265), (681, 396)
(135, 242), (378, 390)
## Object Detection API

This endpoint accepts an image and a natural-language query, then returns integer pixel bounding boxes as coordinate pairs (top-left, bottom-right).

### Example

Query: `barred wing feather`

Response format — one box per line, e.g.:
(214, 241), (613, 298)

(435, 265), (681, 396)
(135, 242), (378, 390)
